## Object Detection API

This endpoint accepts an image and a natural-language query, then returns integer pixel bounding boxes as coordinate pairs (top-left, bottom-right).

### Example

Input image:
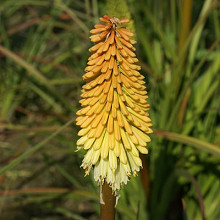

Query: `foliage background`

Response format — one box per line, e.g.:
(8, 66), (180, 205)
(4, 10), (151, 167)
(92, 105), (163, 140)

(0, 0), (219, 219)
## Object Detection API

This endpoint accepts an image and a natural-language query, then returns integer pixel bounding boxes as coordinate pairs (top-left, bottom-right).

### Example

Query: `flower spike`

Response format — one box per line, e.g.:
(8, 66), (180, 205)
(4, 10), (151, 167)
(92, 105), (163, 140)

(76, 15), (152, 192)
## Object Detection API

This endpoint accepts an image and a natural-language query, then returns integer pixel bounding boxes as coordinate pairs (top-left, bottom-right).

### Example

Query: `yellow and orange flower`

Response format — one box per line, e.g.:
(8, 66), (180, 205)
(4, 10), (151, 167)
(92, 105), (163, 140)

(76, 15), (152, 191)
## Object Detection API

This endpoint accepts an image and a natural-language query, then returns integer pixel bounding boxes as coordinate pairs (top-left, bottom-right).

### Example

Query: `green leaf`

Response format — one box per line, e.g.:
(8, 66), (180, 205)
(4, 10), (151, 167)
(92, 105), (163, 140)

(155, 130), (220, 157)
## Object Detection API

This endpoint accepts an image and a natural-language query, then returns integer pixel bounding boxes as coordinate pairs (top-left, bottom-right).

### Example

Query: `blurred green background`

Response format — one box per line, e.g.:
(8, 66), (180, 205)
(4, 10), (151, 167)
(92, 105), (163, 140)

(0, 0), (219, 219)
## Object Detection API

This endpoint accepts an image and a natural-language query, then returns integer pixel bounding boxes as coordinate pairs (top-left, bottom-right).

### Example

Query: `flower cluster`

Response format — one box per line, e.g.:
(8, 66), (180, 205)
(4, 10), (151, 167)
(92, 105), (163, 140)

(76, 15), (152, 191)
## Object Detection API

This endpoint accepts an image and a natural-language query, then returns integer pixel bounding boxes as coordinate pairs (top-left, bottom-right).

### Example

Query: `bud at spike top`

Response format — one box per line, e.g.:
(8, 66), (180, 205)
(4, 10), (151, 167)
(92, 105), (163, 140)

(76, 15), (153, 192)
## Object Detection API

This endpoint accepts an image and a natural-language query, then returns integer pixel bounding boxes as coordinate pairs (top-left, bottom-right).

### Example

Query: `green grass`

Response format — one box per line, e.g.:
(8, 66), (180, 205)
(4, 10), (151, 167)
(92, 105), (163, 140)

(0, 0), (219, 219)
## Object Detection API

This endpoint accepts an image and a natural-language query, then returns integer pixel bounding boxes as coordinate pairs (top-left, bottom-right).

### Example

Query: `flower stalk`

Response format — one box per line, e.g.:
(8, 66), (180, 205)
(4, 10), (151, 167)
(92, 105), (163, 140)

(100, 181), (116, 220)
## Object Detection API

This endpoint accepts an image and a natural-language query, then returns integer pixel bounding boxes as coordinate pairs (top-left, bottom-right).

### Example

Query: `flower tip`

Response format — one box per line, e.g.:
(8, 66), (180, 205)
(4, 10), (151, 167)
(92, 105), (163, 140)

(103, 15), (111, 20)
(84, 166), (90, 176)
(120, 18), (130, 24)
(133, 171), (137, 177)
(99, 17), (110, 23)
